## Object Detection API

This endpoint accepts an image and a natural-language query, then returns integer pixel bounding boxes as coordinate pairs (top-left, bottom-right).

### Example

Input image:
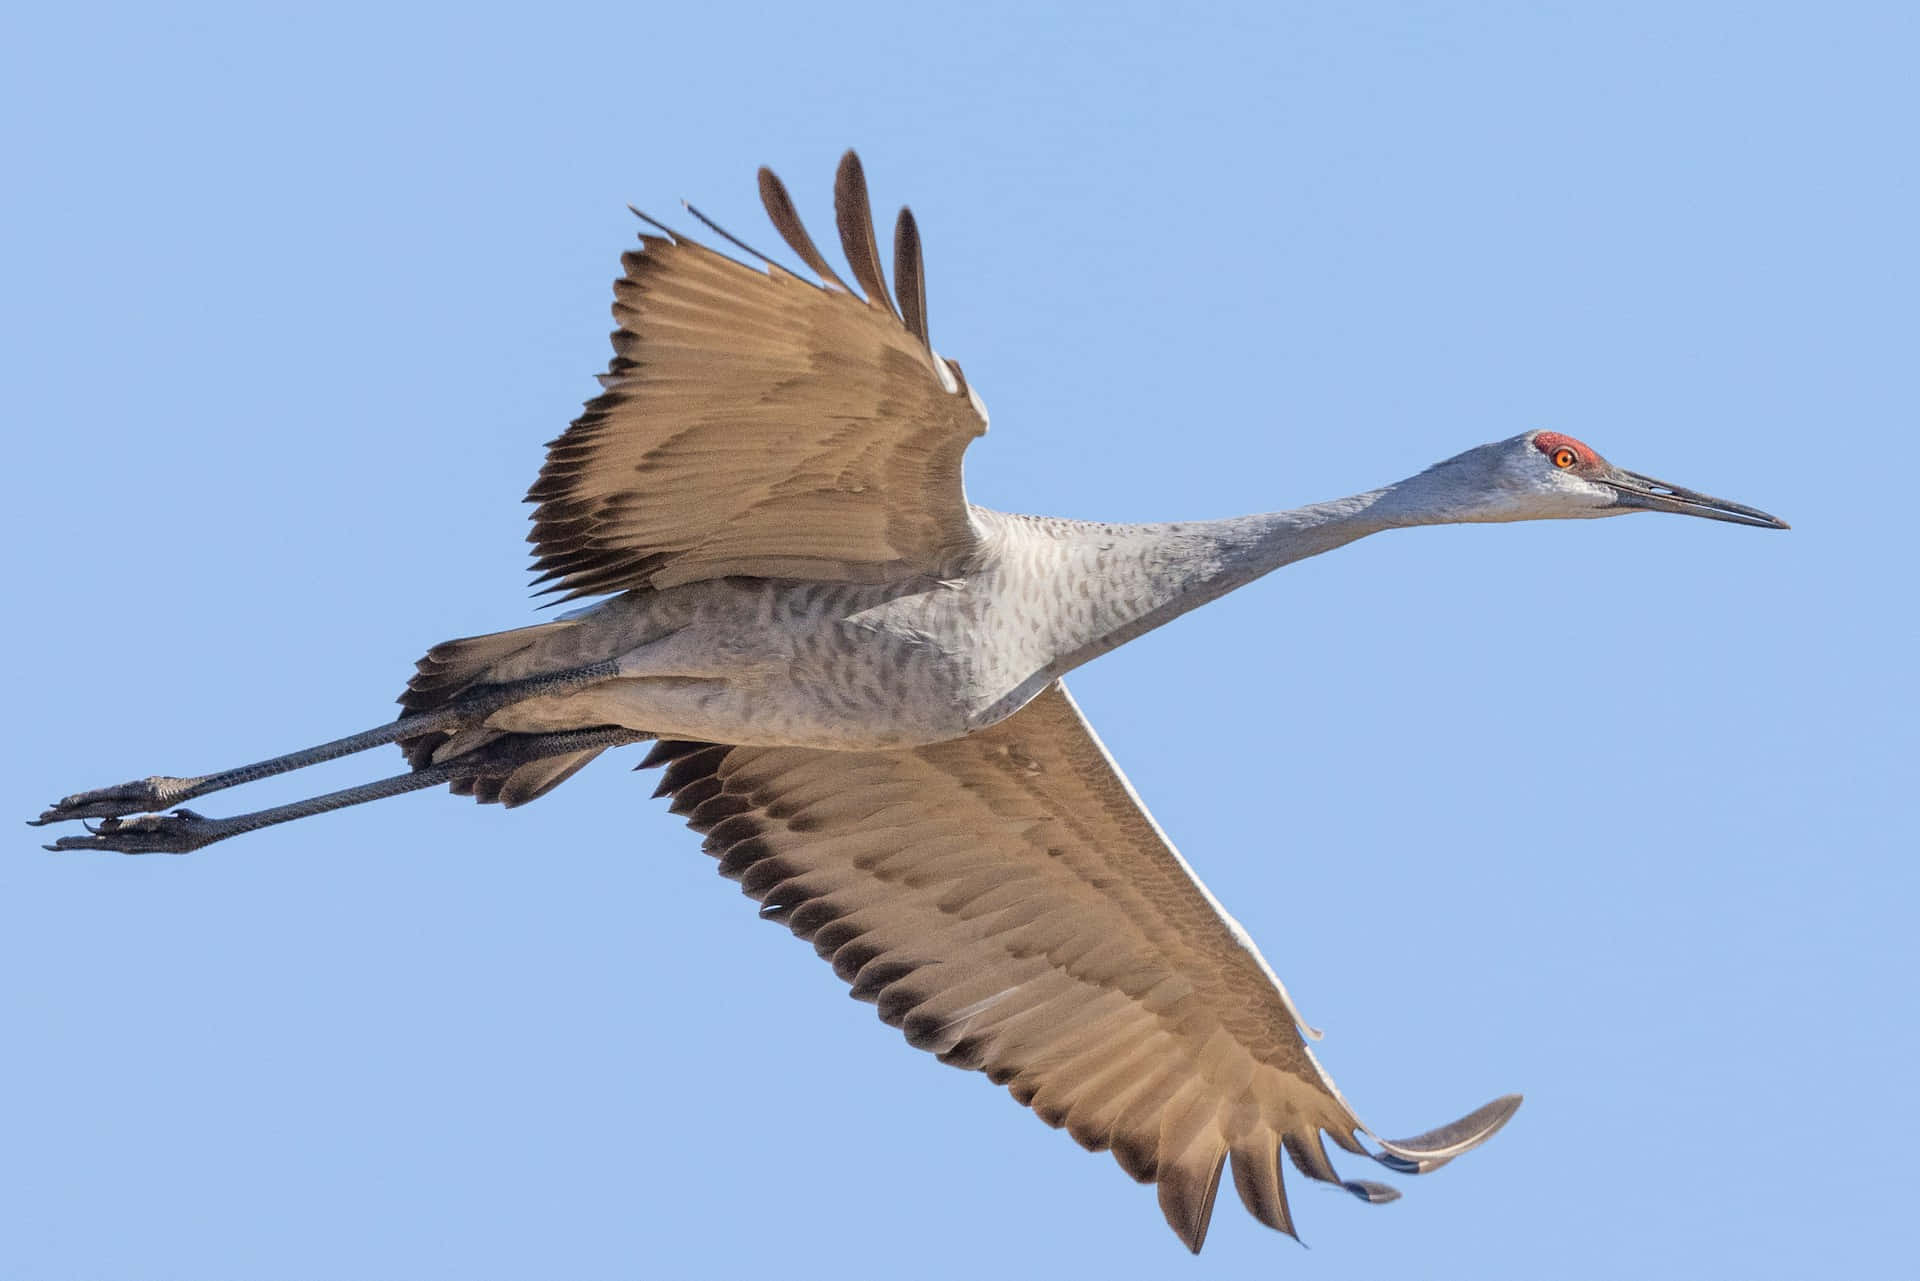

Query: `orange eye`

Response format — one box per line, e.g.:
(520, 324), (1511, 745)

(1552, 447), (1577, 469)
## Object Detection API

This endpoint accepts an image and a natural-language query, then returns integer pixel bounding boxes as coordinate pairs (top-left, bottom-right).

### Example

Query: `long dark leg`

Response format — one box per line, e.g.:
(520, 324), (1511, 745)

(41, 726), (652, 854)
(31, 659), (625, 826)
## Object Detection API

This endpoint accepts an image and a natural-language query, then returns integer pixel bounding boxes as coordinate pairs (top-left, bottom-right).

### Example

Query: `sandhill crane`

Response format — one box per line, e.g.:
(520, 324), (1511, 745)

(34, 151), (1785, 1253)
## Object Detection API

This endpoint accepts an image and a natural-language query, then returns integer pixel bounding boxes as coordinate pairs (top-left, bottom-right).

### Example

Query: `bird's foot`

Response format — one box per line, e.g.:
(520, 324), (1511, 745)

(40, 809), (228, 855)
(30, 776), (204, 825)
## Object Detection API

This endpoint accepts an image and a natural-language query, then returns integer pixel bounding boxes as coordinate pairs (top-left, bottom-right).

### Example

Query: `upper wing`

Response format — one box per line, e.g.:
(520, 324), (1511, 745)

(526, 151), (989, 601)
(645, 681), (1519, 1252)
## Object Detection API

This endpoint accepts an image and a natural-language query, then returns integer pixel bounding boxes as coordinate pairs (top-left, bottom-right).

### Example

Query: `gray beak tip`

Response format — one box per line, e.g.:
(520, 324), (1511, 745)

(1607, 470), (1789, 530)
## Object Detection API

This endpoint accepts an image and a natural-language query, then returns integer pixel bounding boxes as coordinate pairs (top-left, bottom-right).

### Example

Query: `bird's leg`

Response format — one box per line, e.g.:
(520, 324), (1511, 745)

(40, 726), (652, 854)
(31, 658), (626, 826)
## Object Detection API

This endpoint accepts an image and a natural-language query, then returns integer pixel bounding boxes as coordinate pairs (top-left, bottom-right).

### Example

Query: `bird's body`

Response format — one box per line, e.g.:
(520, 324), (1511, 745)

(456, 508), (1335, 752)
(35, 151), (1785, 1253)
(429, 445), (1669, 757)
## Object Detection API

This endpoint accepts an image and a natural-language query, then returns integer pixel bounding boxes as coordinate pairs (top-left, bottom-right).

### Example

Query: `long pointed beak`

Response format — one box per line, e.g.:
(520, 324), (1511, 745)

(1602, 468), (1789, 529)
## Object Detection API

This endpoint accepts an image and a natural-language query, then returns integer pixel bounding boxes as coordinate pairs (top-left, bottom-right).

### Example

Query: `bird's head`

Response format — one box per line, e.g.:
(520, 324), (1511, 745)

(1409, 430), (1788, 529)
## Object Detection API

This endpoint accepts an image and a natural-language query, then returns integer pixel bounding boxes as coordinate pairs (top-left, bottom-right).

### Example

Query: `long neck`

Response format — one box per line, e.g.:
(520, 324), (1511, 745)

(1016, 475), (1454, 681)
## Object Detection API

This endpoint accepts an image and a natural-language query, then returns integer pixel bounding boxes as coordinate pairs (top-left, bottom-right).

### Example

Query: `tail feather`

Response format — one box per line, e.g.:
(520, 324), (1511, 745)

(395, 619), (584, 767)
(398, 619), (585, 714)
(498, 745), (606, 807)
(394, 616), (621, 801)
(446, 736), (619, 806)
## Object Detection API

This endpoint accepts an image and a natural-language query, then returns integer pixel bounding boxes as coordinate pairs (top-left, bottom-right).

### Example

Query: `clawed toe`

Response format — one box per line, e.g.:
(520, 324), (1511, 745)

(41, 809), (223, 855)
(30, 777), (202, 826)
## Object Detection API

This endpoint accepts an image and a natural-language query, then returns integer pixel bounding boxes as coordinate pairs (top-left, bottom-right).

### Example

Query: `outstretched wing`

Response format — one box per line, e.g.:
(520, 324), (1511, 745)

(526, 150), (988, 601)
(645, 682), (1519, 1252)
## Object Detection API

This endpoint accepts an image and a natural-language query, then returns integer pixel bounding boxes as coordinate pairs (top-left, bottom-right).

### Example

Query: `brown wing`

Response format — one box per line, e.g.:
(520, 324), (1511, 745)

(526, 151), (987, 601)
(645, 681), (1520, 1251)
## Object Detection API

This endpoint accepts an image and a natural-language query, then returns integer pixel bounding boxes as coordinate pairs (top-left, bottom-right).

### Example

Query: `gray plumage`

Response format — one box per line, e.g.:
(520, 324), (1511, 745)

(36, 150), (1785, 1254)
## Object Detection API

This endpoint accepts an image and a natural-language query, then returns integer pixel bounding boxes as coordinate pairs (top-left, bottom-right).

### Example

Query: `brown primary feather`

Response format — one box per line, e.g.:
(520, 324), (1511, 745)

(894, 206), (930, 349)
(757, 165), (850, 294)
(832, 149), (898, 317)
(644, 680), (1411, 1251)
(524, 154), (986, 601)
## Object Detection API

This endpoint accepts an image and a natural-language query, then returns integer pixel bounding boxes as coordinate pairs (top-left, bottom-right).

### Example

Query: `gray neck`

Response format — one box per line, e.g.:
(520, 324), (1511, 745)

(1034, 473), (1456, 679)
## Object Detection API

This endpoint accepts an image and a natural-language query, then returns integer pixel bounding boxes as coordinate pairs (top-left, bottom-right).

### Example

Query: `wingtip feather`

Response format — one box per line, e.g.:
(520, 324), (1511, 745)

(758, 163), (851, 293)
(1365, 1092), (1523, 1175)
(894, 205), (929, 350)
(832, 148), (898, 317)
(1157, 1150), (1227, 1253)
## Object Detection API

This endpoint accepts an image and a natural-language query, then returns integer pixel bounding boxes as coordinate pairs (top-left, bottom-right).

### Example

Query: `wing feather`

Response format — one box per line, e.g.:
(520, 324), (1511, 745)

(894, 206), (930, 348)
(527, 153), (985, 600)
(756, 165), (850, 293)
(832, 149), (898, 317)
(647, 681), (1518, 1250)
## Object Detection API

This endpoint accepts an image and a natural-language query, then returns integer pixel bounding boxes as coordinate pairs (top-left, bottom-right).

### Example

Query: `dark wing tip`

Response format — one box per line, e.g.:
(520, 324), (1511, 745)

(1368, 1093), (1524, 1175)
(1342, 1179), (1402, 1205)
(1229, 1145), (1298, 1241)
(832, 148), (898, 317)
(1157, 1152), (1227, 1253)
(758, 163), (850, 292)
(625, 205), (681, 240)
(894, 205), (929, 349)
(681, 199), (796, 280)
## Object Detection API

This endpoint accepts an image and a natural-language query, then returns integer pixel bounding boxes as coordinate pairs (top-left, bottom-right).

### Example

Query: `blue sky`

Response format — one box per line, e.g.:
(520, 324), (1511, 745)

(3, 2), (1912, 1276)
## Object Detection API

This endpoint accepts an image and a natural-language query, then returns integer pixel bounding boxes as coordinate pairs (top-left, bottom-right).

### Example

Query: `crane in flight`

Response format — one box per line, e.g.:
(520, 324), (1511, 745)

(34, 151), (1785, 1252)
